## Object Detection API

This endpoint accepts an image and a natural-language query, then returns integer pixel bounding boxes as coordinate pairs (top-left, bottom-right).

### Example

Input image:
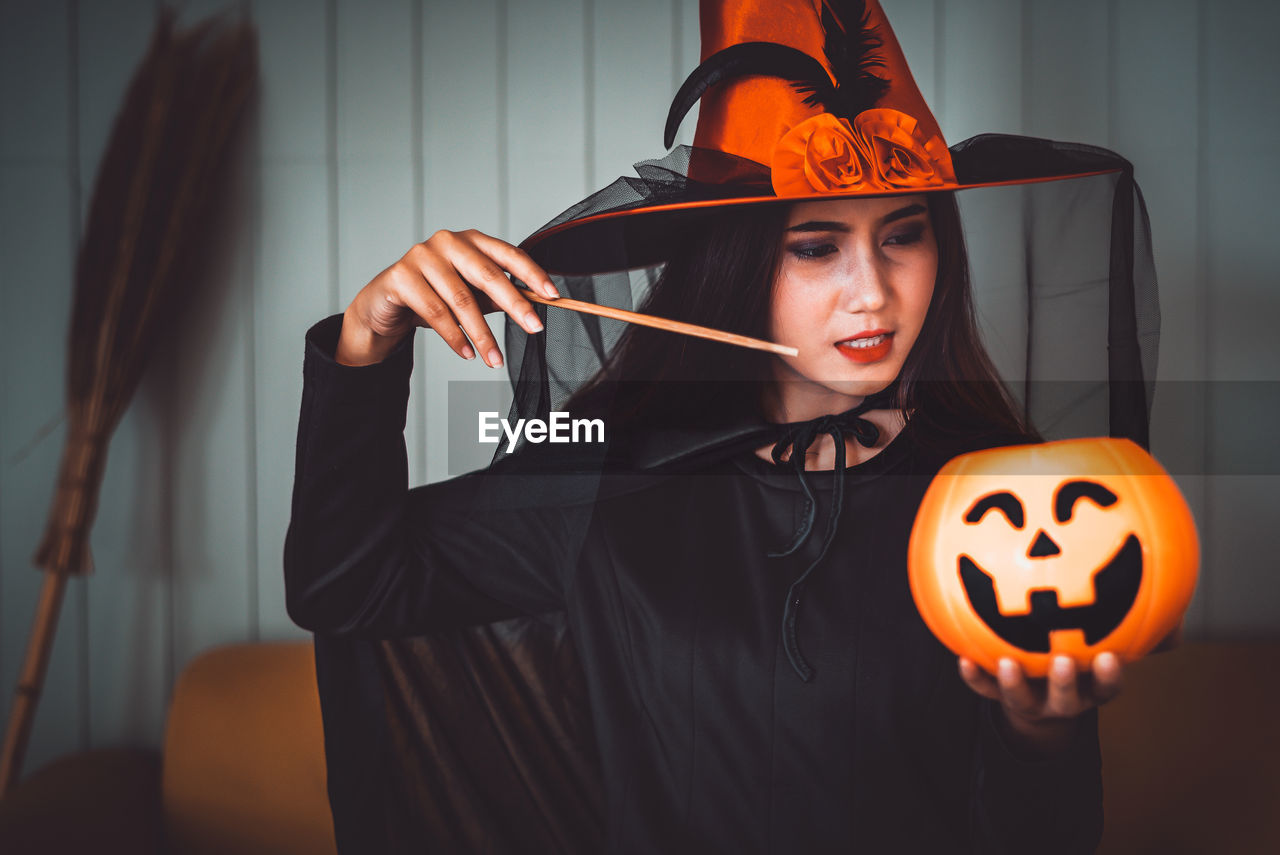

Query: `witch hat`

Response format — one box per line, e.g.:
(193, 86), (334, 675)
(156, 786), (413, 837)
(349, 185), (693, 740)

(522, 0), (1125, 275)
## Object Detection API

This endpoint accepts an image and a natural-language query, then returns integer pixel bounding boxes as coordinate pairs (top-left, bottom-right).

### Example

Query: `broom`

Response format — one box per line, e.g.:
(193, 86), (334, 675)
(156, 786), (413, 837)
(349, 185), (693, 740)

(0, 6), (257, 796)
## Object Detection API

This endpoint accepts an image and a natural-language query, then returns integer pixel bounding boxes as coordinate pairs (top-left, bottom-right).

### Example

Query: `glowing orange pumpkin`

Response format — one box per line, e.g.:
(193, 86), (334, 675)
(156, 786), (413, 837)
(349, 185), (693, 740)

(908, 437), (1198, 677)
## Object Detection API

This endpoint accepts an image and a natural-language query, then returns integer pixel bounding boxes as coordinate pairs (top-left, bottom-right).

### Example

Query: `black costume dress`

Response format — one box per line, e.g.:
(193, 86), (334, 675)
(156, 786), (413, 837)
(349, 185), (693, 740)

(285, 314), (1103, 854)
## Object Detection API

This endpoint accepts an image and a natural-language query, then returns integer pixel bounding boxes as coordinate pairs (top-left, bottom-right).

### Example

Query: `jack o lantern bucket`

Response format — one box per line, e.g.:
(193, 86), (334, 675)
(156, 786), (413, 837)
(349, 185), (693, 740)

(908, 437), (1199, 677)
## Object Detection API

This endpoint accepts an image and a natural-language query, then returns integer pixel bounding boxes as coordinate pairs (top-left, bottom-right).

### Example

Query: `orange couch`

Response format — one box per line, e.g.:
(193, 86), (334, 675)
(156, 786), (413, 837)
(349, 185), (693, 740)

(1, 640), (1276, 853)
(0, 642), (335, 855)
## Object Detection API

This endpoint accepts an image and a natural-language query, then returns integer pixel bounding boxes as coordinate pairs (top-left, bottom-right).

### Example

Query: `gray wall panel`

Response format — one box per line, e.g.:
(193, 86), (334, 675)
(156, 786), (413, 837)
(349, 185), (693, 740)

(0, 0), (84, 774)
(253, 0), (335, 641)
(1203, 0), (1280, 633)
(1, 0), (1277, 775)
(421, 0), (508, 483)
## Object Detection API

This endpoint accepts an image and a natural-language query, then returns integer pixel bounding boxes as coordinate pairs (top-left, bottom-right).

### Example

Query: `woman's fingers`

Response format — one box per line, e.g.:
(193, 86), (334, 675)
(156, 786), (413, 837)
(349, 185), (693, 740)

(386, 268), (475, 360)
(444, 238), (546, 335)
(996, 658), (1041, 717)
(417, 231), (555, 367)
(1043, 656), (1082, 716)
(467, 230), (559, 299)
(355, 229), (555, 367)
(418, 254), (506, 367)
(959, 653), (1124, 724)
(957, 657), (1001, 701)
(1090, 651), (1124, 705)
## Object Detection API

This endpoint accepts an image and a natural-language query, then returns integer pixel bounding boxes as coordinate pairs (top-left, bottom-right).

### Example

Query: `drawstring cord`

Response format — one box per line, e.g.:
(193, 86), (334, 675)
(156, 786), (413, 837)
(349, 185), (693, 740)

(767, 388), (896, 682)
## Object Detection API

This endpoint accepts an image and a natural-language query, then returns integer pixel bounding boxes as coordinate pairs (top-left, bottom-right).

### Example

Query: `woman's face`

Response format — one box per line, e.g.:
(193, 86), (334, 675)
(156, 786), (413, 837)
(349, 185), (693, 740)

(765, 194), (938, 421)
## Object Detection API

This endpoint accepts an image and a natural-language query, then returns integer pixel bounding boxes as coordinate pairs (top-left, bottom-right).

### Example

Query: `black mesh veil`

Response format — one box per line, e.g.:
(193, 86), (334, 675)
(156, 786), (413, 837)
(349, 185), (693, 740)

(501, 134), (1159, 462)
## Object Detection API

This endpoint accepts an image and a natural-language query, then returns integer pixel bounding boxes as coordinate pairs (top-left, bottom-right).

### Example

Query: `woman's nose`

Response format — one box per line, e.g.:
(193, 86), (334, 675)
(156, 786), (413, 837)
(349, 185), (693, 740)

(837, 254), (889, 313)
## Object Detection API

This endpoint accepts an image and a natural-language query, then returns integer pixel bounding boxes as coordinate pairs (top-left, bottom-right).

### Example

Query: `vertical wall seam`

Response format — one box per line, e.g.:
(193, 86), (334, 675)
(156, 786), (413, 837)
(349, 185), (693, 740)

(1195, 0), (1211, 635)
(1018, 0), (1029, 134)
(933, 0), (944, 131)
(157, 0), (176, 716)
(411, 0), (426, 485)
(412, 0), (424, 241)
(244, 0), (260, 643)
(161, 19), (174, 718)
(1019, 0), (1033, 422)
(672, 0), (682, 96)
(326, 0), (340, 315)
(497, 0), (509, 239)
(68, 0), (91, 751)
(1106, 0), (1117, 148)
(583, 0), (596, 192)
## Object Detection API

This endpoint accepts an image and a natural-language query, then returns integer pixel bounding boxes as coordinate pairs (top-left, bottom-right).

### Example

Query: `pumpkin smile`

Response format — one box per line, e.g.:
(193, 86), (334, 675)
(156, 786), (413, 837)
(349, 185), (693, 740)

(957, 534), (1144, 653)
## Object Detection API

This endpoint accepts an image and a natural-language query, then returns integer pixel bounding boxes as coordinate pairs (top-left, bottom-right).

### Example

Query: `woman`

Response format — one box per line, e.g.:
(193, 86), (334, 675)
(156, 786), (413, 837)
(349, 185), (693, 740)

(287, 1), (1157, 851)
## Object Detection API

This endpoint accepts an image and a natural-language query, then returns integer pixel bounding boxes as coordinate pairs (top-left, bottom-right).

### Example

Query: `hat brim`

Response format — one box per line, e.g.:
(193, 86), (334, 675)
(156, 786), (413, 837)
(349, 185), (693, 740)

(521, 134), (1130, 276)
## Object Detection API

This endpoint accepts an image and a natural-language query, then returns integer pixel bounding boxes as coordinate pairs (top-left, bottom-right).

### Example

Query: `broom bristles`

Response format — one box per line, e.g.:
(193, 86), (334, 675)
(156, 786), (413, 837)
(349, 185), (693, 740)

(69, 9), (178, 402)
(36, 5), (258, 576)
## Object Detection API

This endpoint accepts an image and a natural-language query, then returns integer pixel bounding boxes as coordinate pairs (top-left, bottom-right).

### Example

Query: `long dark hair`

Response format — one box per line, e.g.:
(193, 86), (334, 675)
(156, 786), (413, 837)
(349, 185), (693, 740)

(567, 193), (1038, 443)
(897, 192), (1041, 442)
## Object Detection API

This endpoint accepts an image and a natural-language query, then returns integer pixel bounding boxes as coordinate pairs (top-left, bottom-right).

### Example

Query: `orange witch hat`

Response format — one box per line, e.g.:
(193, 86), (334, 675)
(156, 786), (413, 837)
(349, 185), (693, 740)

(679, 0), (953, 195)
(522, 0), (1125, 274)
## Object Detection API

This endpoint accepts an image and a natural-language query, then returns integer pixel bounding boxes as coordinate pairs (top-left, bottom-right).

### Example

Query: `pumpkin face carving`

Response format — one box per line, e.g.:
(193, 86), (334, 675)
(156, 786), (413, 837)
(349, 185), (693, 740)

(908, 437), (1198, 677)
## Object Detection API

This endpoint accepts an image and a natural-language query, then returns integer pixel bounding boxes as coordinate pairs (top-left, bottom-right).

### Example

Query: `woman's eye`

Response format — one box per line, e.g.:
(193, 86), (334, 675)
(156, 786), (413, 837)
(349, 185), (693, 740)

(788, 243), (837, 260)
(884, 225), (926, 247)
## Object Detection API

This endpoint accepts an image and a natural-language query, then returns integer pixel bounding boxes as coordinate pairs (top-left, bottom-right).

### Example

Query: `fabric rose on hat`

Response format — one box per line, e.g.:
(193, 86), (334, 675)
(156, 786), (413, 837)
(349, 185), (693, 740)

(771, 108), (956, 196)
(853, 108), (956, 189)
(771, 113), (876, 196)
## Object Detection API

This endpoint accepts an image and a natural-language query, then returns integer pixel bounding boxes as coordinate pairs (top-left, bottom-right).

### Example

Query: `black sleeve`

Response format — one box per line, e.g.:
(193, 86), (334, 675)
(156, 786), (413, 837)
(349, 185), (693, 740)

(969, 699), (1103, 853)
(283, 314), (570, 637)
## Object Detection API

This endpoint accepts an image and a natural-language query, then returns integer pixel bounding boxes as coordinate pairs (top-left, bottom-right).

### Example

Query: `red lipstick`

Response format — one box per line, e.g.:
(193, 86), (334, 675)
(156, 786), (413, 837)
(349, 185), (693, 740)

(835, 330), (893, 364)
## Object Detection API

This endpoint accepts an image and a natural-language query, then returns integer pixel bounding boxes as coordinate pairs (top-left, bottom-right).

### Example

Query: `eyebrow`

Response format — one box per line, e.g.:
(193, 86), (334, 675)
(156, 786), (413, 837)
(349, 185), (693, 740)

(786, 203), (928, 233)
(964, 491), (1026, 529)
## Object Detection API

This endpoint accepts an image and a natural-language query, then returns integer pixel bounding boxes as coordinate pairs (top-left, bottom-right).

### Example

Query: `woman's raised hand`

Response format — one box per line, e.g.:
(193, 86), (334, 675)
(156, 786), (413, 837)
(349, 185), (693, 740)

(336, 229), (559, 367)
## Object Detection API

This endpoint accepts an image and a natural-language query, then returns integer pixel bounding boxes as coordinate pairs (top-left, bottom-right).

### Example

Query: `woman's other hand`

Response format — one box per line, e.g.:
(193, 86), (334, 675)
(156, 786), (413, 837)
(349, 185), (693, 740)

(336, 229), (559, 367)
(957, 653), (1124, 758)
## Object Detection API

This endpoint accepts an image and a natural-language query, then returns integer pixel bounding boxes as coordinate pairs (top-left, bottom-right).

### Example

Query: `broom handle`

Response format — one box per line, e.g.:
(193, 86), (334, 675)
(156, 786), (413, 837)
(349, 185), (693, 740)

(0, 571), (68, 797)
